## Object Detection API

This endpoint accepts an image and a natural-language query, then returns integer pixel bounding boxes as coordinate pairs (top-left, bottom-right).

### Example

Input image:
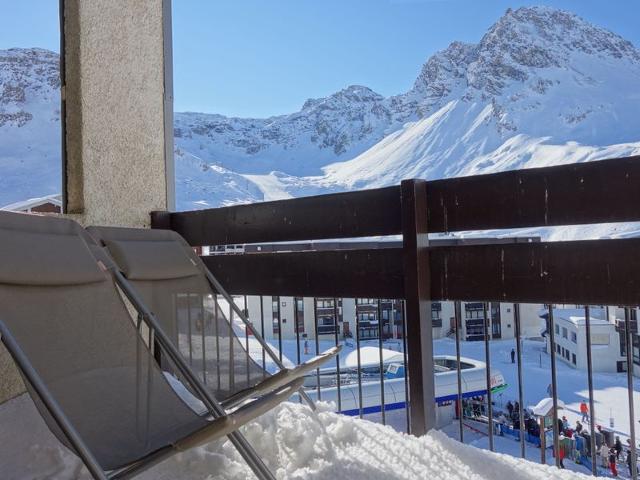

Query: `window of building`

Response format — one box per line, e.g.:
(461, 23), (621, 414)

(562, 327), (568, 339)
(556, 343), (561, 354)
(356, 298), (377, 305)
(357, 312), (377, 324)
(555, 324), (560, 335)
(572, 353), (577, 365)
(571, 331), (577, 343)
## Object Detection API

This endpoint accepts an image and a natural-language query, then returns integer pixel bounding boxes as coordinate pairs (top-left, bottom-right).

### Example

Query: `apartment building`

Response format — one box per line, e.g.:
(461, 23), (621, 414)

(246, 296), (544, 343)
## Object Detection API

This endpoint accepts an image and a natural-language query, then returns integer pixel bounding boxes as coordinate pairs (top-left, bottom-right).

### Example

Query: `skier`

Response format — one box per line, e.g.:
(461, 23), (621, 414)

(562, 416), (569, 432)
(510, 348), (515, 363)
(609, 447), (618, 477)
(615, 436), (623, 460)
(580, 401), (589, 423)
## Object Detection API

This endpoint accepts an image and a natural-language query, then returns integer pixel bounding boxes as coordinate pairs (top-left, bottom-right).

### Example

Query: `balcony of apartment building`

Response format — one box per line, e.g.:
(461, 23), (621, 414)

(3, 2), (640, 480)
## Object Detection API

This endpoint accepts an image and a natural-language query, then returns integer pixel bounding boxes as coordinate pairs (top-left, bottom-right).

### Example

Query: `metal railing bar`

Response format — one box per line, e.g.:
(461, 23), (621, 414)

(514, 304), (526, 459)
(356, 307), (364, 419)
(584, 306), (597, 476)
(244, 295), (250, 386)
(260, 296), (266, 377)
(625, 307), (638, 480)
(277, 296), (283, 364)
(294, 298), (301, 366)
(377, 299), (386, 425)
(483, 302), (494, 452)
(229, 302), (235, 393)
(548, 306), (561, 469)
(402, 300), (410, 434)
(313, 298), (321, 401)
(200, 297), (207, 385)
(333, 298), (342, 412)
(214, 296), (221, 391)
(454, 301), (464, 442)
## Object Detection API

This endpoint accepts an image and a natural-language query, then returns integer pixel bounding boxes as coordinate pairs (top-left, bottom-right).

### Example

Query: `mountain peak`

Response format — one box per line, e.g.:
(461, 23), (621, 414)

(302, 84), (383, 111)
(483, 5), (640, 63)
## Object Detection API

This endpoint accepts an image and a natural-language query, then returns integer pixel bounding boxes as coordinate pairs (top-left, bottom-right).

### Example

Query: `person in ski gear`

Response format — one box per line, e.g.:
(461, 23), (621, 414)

(601, 443), (611, 468)
(558, 434), (566, 468)
(610, 447), (618, 477)
(615, 436), (623, 460)
(580, 401), (589, 423)
(575, 420), (583, 434)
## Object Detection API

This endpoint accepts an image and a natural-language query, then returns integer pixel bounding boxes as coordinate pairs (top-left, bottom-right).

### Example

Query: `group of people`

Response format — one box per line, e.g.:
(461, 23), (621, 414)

(598, 434), (637, 477)
(493, 398), (638, 477)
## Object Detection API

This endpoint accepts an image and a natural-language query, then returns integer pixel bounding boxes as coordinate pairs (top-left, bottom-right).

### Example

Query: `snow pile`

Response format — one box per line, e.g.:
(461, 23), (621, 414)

(0, 394), (587, 479)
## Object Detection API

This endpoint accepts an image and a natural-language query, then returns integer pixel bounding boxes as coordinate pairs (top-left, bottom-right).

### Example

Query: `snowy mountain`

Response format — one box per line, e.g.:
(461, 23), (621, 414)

(0, 48), (61, 206)
(174, 6), (640, 212)
(2, 6), (640, 239)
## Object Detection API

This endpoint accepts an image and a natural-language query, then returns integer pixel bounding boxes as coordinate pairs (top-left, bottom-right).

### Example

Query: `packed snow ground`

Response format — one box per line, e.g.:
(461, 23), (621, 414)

(0, 394), (588, 480)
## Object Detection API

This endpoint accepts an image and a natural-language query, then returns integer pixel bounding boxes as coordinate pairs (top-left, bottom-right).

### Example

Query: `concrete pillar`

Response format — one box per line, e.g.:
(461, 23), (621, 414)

(1, 0), (173, 405)
(64, 0), (174, 226)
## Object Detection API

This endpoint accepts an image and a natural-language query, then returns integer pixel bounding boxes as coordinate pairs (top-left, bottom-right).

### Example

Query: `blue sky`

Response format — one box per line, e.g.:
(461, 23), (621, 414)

(1, 1), (638, 118)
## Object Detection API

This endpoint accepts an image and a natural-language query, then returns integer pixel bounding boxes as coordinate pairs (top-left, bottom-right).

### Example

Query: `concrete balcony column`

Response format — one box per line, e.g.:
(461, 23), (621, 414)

(63, 0), (174, 226)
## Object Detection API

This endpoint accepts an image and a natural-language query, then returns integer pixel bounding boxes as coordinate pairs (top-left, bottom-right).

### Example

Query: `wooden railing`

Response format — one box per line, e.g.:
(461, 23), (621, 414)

(152, 155), (640, 439)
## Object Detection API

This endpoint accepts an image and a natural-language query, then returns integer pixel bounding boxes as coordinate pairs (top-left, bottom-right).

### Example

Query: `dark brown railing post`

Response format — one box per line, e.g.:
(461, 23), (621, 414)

(400, 179), (436, 436)
(150, 210), (172, 230)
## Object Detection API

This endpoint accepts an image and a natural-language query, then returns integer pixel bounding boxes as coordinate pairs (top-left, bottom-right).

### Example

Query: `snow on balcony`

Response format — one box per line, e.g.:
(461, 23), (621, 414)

(0, 393), (586, 479)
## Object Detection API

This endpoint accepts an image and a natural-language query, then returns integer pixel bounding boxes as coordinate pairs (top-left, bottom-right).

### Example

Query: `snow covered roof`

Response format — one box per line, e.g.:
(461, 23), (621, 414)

(343, 346), (404, 368)
(531, 397), (566, 417)
(0, 194), (62, 212)
(552, 308), (611, 327)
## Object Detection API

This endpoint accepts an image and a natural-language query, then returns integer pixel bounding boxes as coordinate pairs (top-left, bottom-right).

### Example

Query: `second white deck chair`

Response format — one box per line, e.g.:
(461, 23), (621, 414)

(87, 226), (340, 409)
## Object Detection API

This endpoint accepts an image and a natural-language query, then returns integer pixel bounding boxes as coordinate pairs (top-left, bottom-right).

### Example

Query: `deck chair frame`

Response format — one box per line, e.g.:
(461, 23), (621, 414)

(0, 264), (281, 480)
(201, 267), (318, 409)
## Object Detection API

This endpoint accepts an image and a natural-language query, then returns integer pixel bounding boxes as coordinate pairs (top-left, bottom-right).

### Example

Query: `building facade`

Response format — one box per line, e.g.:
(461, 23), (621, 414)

(246, 296), (544, 343)
(544, 306), (640, 374)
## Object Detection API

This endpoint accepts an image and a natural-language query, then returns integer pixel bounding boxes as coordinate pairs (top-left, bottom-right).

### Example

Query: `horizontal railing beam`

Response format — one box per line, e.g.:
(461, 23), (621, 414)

(155, 156), (640, 246)
(202, 248), (405, 298)
(430, 237), (640, 305)
(426, 155), (640, 232)
(204, 237), (640, 305)
(167, 186), (402, 246)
